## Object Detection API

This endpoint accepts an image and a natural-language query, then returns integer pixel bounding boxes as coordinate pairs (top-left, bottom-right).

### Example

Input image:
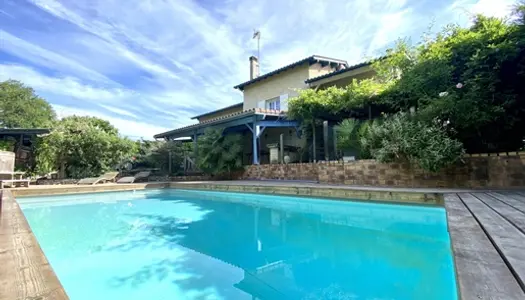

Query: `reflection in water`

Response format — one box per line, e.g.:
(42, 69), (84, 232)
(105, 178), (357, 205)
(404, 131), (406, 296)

(20, 189), (457, 300)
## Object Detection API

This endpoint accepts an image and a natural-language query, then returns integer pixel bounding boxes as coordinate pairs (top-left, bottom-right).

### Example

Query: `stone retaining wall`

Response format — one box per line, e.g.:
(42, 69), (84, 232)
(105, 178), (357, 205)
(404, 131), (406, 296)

(243, 153), (525, 188)
(242, 163), (318, 181)
(169, 175), (211, 181)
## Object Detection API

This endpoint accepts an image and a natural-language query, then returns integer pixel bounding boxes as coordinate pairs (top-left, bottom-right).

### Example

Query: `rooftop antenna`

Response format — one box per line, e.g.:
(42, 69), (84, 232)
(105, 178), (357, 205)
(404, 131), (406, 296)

(253, 29), (261, 67)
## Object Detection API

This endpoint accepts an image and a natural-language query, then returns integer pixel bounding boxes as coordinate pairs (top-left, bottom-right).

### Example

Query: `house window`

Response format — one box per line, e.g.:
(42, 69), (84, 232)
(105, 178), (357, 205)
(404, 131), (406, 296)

(266, 98), (280, 110)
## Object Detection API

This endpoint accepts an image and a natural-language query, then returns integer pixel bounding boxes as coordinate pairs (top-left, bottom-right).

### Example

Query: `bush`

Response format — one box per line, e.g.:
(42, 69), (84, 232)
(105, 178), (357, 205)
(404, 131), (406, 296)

(335, 118), (375, 159)
(0, 139), (14, 151)
(197, 128), (243, 177)
(360, 113), (464, 172)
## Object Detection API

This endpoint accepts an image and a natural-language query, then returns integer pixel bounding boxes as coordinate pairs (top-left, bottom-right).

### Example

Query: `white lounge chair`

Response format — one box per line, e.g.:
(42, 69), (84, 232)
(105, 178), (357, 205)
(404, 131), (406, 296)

(117, 171), (151, 184)
(77, 172), (119, 185)
(0, 179), (30, 189)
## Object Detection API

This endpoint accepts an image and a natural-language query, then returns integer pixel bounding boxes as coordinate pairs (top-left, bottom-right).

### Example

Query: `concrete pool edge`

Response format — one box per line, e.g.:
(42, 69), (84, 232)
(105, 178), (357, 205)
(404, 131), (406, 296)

(10, 182), (170, 198)
(0, 189), (69, 300)
(9, 181), (444, 205)
(168, 182), (444, 205)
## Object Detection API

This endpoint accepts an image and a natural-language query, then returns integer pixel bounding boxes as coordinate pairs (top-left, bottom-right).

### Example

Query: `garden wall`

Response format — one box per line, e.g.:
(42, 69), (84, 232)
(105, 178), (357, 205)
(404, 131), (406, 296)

(242, 153), (525, 188)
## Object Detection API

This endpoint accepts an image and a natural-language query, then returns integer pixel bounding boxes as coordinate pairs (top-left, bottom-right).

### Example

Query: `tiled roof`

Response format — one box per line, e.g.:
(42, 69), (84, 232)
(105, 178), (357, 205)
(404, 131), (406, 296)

(233, 55), (348, 91)
(191, 102), (243, 120)
(304, 58), (379, 84)
(154, 108), (285, 139)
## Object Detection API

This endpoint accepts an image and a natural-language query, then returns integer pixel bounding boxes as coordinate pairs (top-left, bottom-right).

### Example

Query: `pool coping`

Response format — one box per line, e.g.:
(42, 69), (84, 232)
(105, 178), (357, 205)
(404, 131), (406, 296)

(0, 189), (69, 300)
(10, 182), (170, 198)
(10, 181), (445, 205)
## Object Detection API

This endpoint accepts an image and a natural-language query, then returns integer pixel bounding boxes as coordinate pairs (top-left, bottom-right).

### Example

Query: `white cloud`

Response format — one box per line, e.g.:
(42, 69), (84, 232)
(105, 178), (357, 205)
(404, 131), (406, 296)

(0, 64), (134, 102)
(53, 104), (171, 139)
(448, 0), (516, 23)
(97, 104), (139, 119)
(470, 0), (515, 18)
(28, 0), (247, 110)
(0, 30), (113, 83)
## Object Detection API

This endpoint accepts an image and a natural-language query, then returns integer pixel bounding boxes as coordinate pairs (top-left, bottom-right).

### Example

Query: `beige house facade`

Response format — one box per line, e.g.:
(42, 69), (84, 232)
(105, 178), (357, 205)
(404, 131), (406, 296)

(155, 55), (377, 165)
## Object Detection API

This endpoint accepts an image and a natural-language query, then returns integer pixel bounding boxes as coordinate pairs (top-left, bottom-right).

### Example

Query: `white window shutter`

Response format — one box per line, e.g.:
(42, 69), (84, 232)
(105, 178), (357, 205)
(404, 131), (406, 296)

(279, 94), (289, 111)
(257, 100), (265, 109)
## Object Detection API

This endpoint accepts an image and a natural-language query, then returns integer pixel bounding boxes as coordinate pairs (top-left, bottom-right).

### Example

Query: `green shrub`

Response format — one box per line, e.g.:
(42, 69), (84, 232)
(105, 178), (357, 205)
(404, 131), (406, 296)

(360, 113), (464, 172)
(197, 128), (243, 177)
(335, 118), (375, 159)
(335, 119), (360, 154)
(0, 140), (14, 151)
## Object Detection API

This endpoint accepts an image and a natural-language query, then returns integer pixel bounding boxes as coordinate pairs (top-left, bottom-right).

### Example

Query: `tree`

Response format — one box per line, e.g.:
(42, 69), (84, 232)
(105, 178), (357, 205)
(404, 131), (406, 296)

(197, 128), (243, 177)
(0, 80), (56, 128)
(35, 116), (137, 178)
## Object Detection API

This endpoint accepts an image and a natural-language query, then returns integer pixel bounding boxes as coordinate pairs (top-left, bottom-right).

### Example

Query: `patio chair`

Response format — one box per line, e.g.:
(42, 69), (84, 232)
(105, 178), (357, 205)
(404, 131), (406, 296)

(0, 179), (30, 189)
(117, 171), (151, 184)
(77, 171), (120, 185)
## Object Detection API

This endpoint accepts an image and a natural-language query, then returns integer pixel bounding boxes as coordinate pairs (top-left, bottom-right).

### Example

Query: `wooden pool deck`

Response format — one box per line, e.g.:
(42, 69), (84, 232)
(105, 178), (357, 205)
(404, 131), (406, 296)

(0, 189), (68, 300)
(2, 182), (525, 299)
(445, 192), (525, 299)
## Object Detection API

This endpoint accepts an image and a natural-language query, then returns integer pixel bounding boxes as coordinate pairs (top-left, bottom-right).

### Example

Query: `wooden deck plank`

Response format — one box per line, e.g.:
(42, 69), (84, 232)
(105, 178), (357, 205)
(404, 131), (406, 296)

(444, 194), (525, 300)
(504, 192), (525, 203)
(0, 190), (68, 300)
(458, 193), (525, 292)
(503, 192), (525, 202)
(489, 192), (525, 214)
(472, 193), (525, 233)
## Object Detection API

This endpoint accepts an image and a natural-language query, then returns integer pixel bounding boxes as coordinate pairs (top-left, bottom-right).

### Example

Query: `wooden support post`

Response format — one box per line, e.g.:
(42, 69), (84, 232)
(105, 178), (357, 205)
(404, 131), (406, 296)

(312, 121), (316, 163)
(168, 151), (172, 175)
(323, 121), (329, 161)
(252, 120), (259, 165)
(333, 127), (338, 160)
(280, 133), (284, 164)
(193, 132), (198, 165)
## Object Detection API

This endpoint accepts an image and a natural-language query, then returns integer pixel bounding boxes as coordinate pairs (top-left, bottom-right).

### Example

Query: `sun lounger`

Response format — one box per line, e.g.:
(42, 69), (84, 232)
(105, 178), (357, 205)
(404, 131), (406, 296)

(0, 179), (30, 189)
(77, 172), (119, 185)
(117, 171), (151, 184)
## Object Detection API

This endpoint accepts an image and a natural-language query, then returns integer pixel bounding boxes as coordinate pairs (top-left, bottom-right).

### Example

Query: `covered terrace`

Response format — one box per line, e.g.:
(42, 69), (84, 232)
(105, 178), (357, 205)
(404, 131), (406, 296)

(153, 108), (300, 165)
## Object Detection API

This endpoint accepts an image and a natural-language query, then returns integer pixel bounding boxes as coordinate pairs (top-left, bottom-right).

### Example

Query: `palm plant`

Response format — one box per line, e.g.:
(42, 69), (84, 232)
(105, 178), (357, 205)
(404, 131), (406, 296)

(197, 128), (243, 178)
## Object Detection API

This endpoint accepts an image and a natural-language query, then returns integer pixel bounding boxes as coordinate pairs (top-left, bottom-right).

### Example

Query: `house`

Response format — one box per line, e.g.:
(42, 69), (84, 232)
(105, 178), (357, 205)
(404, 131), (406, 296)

(154, 55), (376, 165)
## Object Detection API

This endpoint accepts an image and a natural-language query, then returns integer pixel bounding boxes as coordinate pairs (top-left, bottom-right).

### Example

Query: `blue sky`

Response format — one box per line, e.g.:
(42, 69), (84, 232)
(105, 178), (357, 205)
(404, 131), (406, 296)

(0, 0), (515, 139)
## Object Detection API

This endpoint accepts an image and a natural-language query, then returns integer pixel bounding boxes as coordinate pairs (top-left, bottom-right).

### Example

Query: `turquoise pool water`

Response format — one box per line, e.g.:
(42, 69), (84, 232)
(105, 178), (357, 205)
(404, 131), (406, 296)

(19, 189), (457, 300)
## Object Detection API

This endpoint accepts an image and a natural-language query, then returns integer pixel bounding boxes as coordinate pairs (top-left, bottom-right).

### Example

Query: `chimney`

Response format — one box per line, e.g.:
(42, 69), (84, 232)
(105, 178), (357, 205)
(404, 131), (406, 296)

(249, 56), (259, 80)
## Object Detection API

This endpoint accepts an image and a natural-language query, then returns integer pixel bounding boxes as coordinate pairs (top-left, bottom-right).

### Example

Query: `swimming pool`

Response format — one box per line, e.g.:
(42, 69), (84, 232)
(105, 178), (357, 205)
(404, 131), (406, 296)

(19, 189), (457, 300)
